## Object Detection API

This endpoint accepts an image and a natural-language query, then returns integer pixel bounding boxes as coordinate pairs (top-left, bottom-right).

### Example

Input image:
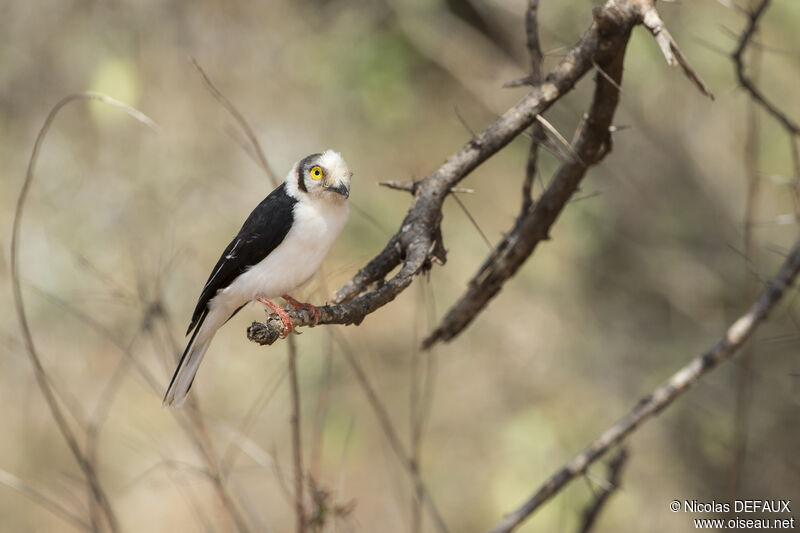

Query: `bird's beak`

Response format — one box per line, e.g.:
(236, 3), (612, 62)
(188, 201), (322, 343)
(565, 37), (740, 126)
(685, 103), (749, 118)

(326, 183), (349, 198)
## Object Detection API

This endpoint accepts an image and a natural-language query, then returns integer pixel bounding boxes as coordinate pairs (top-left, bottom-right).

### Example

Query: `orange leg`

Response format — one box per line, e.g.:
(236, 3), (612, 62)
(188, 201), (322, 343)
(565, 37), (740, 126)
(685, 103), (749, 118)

(257, 297), (294, 338)
(282, 294), (321, 326)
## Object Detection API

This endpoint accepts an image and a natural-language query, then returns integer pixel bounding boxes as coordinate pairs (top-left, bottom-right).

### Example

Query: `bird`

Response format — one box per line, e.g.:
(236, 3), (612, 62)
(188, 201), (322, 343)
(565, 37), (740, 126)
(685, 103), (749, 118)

(163, 150), (351, 407)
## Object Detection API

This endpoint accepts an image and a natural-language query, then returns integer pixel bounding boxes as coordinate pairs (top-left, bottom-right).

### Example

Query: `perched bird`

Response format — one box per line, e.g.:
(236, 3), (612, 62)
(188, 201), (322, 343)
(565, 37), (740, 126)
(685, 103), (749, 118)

(163, 150), (351, 407)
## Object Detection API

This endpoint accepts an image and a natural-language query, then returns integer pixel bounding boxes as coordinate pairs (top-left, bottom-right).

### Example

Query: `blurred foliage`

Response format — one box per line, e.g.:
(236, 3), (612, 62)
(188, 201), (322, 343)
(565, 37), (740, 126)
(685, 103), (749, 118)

(1, 0), (799, 532)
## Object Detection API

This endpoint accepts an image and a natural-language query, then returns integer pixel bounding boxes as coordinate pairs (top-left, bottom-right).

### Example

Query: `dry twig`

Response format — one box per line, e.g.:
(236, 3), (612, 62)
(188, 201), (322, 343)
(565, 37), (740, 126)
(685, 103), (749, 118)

(331, 332), (449, 533)
(732, 0), (799, 135)
(287, 336), (307, 533)
(578, 447), (629, 533)
(0, 467), (92, 532)
(488, 237), (800, 533)
(191, 58), (281, 185)
(11, 92), (157, 533)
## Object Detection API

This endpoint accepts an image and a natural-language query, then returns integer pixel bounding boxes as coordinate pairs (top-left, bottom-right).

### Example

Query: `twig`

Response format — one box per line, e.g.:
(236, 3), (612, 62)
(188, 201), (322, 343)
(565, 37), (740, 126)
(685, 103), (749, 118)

(309, 331), (335, 479)
(454, 105), (477, 139)
(522, 0), (545, 211)
(35, 256), (252, 532)
(502, 0), (544, 93)
(310, 270), (337, 481)
(0, 467), (92, 532)
(640, 2), (715, 99)
(183, 400), (253, 533)
(11, 92), (156, 533)
(409, 281), (438, 533)
(727, 27), (761, 496)
(578, 447), (629, 533)
(331, 332), (449, 533)
(378, 180), (474, 194)
(525, 0), (543, 85)
(221, 367), (288, 477)
(30, 285), (162, 391)
(287, 336), (307, 533)
(451, 192), (493, 250)
(488, 236), (800, 533)
(732, 0), (799, 135)
(191, 58), (281, 187)
(147, 311), (253, 533)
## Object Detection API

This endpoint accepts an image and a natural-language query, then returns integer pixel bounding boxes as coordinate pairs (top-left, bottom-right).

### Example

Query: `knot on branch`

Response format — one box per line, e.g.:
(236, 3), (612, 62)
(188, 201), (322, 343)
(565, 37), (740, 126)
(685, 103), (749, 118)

(248, 305), (349, 346)
(247, 309), (316, 346)
(247, 320), (283, 346)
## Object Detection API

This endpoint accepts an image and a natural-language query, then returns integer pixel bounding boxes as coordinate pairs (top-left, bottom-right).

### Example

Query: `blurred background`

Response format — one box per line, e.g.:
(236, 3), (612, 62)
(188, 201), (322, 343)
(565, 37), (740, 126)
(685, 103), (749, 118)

(1, 0), (799, 531)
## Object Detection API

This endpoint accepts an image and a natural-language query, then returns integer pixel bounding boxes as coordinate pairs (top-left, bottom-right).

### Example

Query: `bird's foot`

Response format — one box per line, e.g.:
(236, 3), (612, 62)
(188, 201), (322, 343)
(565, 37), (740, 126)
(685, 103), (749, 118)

(257, 297), (294, 338)
(282, 294), (321, 326)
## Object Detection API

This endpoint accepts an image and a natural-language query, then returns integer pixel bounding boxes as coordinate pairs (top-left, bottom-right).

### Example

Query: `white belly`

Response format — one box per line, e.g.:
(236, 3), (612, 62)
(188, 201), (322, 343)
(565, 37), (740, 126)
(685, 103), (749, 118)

(210, 199), (348, 314)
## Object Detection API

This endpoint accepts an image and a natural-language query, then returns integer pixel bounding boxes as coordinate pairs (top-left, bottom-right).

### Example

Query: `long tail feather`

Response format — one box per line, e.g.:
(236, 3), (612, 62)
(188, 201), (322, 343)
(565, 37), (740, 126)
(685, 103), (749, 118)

(163, 309), (216, 407)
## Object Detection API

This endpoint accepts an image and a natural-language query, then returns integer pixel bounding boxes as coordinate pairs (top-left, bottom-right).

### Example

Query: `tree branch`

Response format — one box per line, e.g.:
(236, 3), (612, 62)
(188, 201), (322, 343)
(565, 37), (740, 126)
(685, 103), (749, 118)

(487, 236), (800, 533)
(423, 6), (631, 348)
(249, 0), (702, 345)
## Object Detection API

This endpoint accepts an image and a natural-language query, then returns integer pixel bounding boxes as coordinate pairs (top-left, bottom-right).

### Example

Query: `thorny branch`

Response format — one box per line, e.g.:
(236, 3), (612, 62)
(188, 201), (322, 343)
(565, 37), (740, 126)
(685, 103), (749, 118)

(487, 236), (800, 533)
(426, 6), (627, 347)
(248, 0), (713, 347)
(11, 2), (797, 533)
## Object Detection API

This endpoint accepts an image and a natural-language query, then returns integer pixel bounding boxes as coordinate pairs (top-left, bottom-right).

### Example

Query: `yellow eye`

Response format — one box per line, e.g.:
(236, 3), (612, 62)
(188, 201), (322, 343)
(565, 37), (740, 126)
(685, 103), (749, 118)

(310, 166), (322, 180)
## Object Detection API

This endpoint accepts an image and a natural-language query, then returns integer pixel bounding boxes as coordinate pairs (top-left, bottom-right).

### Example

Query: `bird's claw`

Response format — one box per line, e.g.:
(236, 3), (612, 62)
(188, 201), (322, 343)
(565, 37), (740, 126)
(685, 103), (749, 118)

(273, 306), (294, 338)
(257, 297), (295, 338)
(282, 295), (321, 327)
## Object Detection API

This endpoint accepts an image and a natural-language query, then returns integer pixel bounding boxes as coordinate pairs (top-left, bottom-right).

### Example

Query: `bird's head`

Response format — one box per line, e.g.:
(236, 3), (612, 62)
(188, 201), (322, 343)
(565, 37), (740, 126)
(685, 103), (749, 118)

(289, 150), (351, 202)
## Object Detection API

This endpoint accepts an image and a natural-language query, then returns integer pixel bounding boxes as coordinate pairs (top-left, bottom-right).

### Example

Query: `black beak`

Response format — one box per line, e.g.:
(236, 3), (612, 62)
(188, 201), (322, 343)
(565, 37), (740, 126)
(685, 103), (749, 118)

(327, 184), (349, 198)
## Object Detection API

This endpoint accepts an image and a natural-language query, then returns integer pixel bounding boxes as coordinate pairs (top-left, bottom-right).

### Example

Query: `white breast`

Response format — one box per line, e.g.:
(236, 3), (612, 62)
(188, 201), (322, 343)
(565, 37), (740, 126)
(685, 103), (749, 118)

(210, 199), (349, 314)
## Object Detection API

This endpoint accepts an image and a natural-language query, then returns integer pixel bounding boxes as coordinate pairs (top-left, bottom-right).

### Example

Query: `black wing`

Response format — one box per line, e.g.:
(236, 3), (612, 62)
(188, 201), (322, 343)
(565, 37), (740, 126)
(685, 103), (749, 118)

(186, 182), (297, 335)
